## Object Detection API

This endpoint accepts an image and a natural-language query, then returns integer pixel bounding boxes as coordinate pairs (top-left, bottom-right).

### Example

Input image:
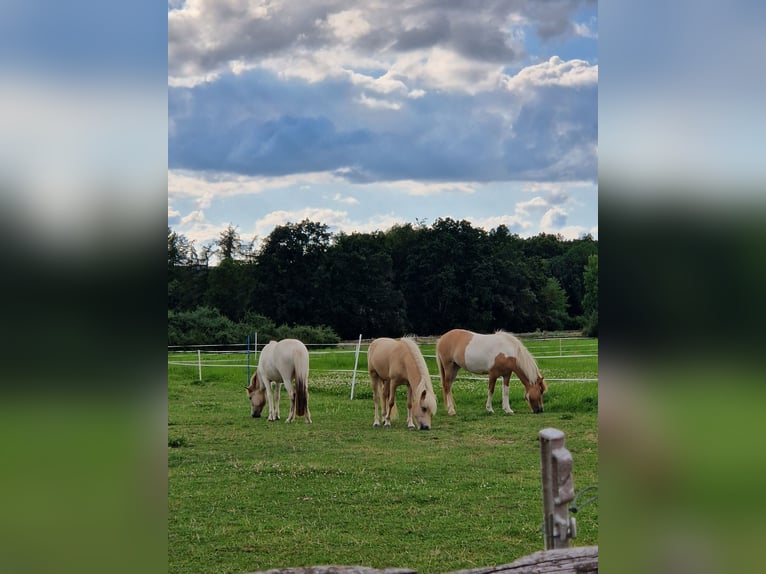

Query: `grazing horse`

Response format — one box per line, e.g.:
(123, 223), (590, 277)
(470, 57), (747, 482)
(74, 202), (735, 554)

(368, 337), (438, 430)
(245, 339), (312, 423)
(436, 329), (547, 415)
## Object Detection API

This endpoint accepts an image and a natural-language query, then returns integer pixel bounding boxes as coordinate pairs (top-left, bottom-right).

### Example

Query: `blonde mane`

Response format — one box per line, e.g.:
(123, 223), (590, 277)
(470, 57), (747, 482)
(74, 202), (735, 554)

(495, 330), (541, 385)
(400, 337), (438, 413)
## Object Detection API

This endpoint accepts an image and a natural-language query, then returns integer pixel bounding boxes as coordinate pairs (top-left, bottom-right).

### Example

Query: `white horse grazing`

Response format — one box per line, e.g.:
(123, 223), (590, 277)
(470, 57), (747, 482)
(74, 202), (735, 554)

(245, 339), (312, 423)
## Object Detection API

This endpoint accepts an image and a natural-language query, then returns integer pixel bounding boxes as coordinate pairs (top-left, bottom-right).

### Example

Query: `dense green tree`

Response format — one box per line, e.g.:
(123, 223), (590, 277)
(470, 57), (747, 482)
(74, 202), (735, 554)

(326, 232), (407, 338)
(549, 235), (598, 317)
(253, 220), (332, 327)
(582, 254), (598, 336)
(216, 224), (242, 262)
(540, 277), (570, 330)
(168, 220), (597, 339)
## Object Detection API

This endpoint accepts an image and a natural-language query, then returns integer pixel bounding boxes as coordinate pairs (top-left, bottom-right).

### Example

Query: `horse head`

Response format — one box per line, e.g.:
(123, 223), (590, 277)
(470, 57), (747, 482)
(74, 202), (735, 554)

(524, 376), (547, 414)
(414, 382), (438, 430)
(246, 373), (267, 418)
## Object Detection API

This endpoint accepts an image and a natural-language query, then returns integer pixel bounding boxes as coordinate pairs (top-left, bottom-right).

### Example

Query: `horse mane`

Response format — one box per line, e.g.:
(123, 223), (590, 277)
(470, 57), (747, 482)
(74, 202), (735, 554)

(400, 337), (438, 413)
(495, 330), (541, 384)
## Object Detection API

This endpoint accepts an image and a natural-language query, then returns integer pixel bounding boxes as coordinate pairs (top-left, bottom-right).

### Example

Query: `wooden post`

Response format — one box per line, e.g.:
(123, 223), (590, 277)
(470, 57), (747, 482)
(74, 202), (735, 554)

(539, 428), (576, 550)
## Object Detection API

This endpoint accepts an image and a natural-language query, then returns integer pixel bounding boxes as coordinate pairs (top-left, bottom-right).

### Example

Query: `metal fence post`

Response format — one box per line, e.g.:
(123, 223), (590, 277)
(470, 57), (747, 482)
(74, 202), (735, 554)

(540, 428), (576, 550)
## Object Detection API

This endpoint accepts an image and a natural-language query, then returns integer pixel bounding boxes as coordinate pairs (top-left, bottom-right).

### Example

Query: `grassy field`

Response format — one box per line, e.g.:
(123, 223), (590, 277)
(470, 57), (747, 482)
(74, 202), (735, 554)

(168, 338), (598, 574)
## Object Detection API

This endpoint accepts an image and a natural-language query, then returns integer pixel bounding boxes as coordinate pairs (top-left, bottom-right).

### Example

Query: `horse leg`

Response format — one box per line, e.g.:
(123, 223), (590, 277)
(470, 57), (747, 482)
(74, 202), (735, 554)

(501, 375), (514, 414)
(384, 381), (396, 427)
(264, 379), (276, 421)
(274, 381), (283, 421)
(442, 362), (459, 416)
(486, 374), (498, 413)
(371, 373), (382, 428)
(284, 379), (295, 423)
(405, 386), (415, 429)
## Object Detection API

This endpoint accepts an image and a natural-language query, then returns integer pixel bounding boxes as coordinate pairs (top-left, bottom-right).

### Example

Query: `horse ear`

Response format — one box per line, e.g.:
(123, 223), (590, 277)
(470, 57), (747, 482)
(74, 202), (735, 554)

(420, 388), (427, 401)
(540, 378), (548, 393)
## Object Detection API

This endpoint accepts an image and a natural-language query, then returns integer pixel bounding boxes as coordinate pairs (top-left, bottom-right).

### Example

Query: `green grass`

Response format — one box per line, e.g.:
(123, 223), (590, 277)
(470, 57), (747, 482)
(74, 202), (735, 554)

(168, 340), (598, 574)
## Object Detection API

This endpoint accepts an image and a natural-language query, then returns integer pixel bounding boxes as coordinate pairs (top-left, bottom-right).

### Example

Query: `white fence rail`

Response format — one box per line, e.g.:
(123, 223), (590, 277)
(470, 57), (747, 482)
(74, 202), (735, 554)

(168, 335), (598, 393)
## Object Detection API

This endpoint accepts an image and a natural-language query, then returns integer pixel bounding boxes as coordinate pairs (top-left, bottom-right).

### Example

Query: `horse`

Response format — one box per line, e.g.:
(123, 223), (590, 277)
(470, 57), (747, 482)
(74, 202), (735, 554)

(436, 329), (547, 415)
(368, 337), (438, 430)
(245, 339), (312, 424)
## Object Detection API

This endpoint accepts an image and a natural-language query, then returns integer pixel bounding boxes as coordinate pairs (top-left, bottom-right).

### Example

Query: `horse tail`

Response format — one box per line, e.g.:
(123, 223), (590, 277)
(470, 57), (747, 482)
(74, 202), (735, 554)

(295, 375), (308, 417)
(294, 344), (309, 417)
(435, 348), (445, 384)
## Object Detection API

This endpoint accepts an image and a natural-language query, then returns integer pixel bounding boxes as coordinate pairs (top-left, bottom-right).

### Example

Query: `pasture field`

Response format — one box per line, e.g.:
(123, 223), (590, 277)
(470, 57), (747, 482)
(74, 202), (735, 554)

(168, 338), (598, 574)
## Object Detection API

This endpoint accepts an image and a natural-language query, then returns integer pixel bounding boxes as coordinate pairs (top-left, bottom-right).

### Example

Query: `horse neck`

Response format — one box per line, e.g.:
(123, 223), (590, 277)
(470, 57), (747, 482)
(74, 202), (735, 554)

(402, 350), (430, 392)
(500, 334), (538, 388)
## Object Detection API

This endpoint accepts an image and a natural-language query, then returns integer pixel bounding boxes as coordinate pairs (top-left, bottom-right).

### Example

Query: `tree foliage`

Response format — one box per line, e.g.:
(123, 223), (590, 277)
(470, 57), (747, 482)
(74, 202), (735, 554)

(168, 219), (598, 340)
(582, 254), (599, 336)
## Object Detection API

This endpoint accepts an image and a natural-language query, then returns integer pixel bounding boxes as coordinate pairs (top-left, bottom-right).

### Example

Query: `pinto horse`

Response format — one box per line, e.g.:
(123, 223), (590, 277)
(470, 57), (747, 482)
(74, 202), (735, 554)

(368, 337), (438, 430)
(245, 339), (312, 423)
(436, 329), (547, 415)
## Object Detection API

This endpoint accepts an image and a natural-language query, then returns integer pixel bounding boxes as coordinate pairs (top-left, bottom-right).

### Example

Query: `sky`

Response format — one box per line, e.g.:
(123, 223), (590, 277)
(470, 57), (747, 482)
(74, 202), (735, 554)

(168, 0), (598, 253)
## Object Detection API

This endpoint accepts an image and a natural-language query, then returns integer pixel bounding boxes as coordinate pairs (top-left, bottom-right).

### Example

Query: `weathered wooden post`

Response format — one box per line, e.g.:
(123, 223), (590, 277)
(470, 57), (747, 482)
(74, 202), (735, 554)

(539, 428), (576, 550)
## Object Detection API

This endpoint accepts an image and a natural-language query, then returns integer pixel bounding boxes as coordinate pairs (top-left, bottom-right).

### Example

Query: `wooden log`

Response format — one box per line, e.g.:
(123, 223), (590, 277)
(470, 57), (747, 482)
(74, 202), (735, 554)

(445, 546), (598, 574)
(249, 567), (417, 574)
(247, 546), (598, 574)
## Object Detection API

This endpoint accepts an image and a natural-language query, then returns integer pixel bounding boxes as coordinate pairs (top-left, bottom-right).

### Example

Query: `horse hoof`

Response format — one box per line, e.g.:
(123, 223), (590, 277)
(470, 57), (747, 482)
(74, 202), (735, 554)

(504, 409), (514, 415)
(373, 422), (380, 428)
(448, 409), (456, 416)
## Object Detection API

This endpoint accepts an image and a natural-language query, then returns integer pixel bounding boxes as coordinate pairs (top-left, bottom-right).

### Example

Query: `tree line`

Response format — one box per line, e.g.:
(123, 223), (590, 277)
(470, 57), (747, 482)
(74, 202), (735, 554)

(168, 218), (598, 344)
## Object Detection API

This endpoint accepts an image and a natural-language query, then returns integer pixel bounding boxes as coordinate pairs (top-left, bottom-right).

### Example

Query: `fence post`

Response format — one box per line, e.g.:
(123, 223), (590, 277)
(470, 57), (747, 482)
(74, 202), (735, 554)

(349, 334), (363, 400)
(197, 349), (202, 382)
(540, 428), (576, 550)
(247, 335), (251, 385)
(254, 332), (258, 363)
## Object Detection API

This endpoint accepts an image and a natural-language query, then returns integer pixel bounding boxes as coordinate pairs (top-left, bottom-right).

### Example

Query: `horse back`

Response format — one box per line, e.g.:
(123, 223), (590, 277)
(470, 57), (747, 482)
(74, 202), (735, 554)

(368, 337), (403, 378)
(259, 339), (308, 382)
(436, 329), (473, 367)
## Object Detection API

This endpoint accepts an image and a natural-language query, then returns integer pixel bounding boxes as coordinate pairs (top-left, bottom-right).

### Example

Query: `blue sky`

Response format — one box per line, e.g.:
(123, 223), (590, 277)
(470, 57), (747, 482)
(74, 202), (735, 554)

(168, 1), (598, 253)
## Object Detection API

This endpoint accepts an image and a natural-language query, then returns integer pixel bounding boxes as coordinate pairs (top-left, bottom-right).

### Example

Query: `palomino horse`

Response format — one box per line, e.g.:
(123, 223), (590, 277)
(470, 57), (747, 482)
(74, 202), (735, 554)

(368, 337), (438, 430)
(245, 339), (312, 423)
(436, 329), (547, 415)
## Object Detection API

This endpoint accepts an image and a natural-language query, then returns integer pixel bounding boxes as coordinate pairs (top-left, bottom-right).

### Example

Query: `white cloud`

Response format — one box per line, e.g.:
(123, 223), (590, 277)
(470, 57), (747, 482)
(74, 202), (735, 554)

(321, 9), (371, 43)
(333, 193), (359, 205)
(381, 179), (477, 196)
(168, 169), (347, 203)
(357, 93), (402, 110)
(516, 196), (550, 215)
(540, 206), (569, 231)
(504, 57), (598, 92)
(573, 21), (597, 39)
(468, 214), (533, 234)
(181, 210), (206, 225)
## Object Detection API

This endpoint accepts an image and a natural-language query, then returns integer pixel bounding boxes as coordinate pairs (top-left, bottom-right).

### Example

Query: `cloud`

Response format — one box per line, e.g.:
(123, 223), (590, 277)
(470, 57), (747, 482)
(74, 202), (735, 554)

(169, 1), (593, 87)
(516, 196), (550, 215)
(540, 206), (569, 231)
(467, 214), (533, 234)
(333, 193), (359, 205)
(169, 58), (596, 183)
(253, 208), (405, 240)
(181, 210), (206, 225)
(504, 57), (598, 93)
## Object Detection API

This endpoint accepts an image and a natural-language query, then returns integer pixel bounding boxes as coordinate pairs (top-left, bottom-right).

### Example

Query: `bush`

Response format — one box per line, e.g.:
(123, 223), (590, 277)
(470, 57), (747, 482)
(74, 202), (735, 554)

(168, 307), (340, 346)
(274, 324), (340, 346)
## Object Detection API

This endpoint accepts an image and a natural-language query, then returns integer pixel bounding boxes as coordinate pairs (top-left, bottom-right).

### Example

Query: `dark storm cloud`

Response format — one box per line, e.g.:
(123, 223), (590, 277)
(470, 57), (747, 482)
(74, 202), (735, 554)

(392, 15), (451, 51)
(169, 67), (597, 183)
(170, 1), (593, 79)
